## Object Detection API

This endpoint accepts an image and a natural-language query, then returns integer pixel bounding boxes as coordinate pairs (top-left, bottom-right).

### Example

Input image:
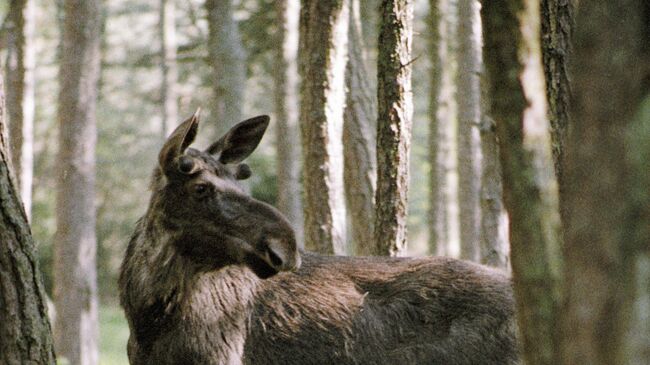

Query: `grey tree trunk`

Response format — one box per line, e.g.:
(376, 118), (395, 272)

(274, 0), (304, 245)
(482, 0), (562, 364)
(344, 0), (377, 256)
(560, 2), (650, 364)
(5, 0), (35, 220)
(374, 0), (413, 257)
(299, 0), (348, 255)
(160, 0), (179, 137)
(0, 68), (56, 365)
(54, 0), (101, 364)
(456, 0), (482, 262)
(206, 0), (246, 136)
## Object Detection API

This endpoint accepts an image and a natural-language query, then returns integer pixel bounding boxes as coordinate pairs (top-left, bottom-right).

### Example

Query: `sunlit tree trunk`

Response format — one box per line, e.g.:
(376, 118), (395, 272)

(560, 2), (650, 364)
(482, 0), (562, 364)
(160, 0), (179, 137)
(206, 0), (246, 136)
(274, 0), (304, 245)
(5, 0), (35, 220)
(299, 0), (348, 255)
(0, 68), (56, 365)
(374, 0), (413, 257)
(344, 0), (376, 256)
(54, 0), (101, 364)
(456, 0), (482, 261)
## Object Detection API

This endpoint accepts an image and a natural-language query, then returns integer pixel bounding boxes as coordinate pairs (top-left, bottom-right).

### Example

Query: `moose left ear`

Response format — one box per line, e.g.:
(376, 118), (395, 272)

(206, 115), (270, 164)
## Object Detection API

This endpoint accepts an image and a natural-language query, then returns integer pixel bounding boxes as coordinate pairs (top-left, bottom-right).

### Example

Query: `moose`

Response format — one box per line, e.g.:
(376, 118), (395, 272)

(119, 111), (518, 365)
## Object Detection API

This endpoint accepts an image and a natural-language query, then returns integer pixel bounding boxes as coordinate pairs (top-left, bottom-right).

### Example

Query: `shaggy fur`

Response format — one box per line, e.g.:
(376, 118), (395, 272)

(119, 114), (519, 365)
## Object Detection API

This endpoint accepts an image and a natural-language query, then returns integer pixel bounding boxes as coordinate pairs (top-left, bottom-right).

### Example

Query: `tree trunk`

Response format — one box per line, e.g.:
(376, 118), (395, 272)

(5, 0), (35, 220)
(0, 67), (56, 365)
(54, 0), (101, 364)
(344, 0), (377, 256)
(482, 0), (562, 364)
(374, 0), (413, 257)
(560, 2), (650, 364)
(160, 0), (179, 137)
(299, 0), (348, 255)
(206, 0), (246, 137)
(456, 0), (482, 261)
(274, 0), (304, 246)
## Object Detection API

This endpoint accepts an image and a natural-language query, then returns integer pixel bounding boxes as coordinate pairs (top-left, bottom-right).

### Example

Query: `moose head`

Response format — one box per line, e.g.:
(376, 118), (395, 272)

(152, 110), (300, 279)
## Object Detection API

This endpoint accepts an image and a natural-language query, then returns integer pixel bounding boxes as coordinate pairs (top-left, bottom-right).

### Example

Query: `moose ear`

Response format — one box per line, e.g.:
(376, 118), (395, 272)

(159, 109), (200, 173)
(206, 115), (270, 164)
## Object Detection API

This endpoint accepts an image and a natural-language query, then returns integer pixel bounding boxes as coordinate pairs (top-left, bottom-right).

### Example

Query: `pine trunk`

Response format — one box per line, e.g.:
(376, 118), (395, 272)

(374, 0), (413, 257)
(5, 0), (35, 219)
(299, 0), (348, 255)
(344, 0), (377, 256)
(54, 0), (101, 364)
(160, 0), (179, 137)
(482, 0), (562, 364)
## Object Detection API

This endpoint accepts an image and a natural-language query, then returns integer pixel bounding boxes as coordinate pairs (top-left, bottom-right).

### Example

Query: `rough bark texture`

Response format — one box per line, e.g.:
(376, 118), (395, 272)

(160, 0), (179, 137)
(274, 0), (304, 246)
(54, 0), (101, 364)
(456, 0), (482, 262)
(0, 68), (56, 365)
(374, 0), (413, 257)
(560, 2), (650, 365)
(299, 0), (348, 255)
(206, 0), (246, 137)
(5, 0), (35, 219)
(482, 0), (562, 364)
(344, 0), (377, 256)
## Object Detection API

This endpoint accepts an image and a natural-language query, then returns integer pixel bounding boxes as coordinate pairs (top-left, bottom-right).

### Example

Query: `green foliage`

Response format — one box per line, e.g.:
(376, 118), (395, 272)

(99, 305), (130, 365)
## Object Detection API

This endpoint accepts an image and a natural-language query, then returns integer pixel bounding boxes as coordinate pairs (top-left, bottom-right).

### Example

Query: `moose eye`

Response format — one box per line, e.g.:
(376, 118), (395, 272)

(192, 183), (211, 198)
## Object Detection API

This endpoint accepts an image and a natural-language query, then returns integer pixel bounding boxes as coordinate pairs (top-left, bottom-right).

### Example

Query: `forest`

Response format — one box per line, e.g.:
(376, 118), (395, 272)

(0, 0), (648, 364)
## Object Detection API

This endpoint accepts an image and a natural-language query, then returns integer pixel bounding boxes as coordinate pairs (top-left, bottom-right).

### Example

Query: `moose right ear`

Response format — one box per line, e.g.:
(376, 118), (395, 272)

(159, 109), (200, 174)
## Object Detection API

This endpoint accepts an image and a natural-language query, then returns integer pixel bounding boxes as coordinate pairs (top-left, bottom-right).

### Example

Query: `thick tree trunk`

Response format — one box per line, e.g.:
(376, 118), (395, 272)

(54, 0), (101, 364)
(374, 0), (413, 257)
(560, 2), (650, 364)
(482, 0), (562, 364)
(206, 0), (246, 136)
(274, 0), (304, 245)
(344, 0), (377, 256)
(0, 69), (56, 365)
(299, 0), (348, 255)
(5, 0), (35, 219)
(456, 0), (482, 261)
(160, 0), (179, 137)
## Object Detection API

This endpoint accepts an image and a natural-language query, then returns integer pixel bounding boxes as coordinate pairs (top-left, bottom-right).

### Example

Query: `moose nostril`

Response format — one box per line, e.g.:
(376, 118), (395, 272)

(266, 247), (284, 268)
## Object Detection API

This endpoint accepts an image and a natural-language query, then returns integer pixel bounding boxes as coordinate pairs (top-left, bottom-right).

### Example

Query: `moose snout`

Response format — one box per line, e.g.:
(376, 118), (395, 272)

(261, 236), (301, 273)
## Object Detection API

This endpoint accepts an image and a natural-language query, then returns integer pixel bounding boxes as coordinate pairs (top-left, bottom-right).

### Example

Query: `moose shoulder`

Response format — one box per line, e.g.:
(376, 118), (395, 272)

(119, 112), (518, 365)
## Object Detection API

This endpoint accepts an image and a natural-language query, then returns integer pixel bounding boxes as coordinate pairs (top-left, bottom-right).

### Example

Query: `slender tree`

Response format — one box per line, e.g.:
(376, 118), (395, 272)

(482, 0), (562, 364)
(160, 0), (179, 137)
(299, 0), (349, 254)
(560, 2), (650, 364)
(274, 0), (304, 244)
(206, 0), (246, 136)
(344, 0), (377, 255)
(54, 0), (101, 364)
(0, 68), (56, 365)
(374, 0), (413, 257)
(5, 0), (36, 219)
(456, 0), (482, 261)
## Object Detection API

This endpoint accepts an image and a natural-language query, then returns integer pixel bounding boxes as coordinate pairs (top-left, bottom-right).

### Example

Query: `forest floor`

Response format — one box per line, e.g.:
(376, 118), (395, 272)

(99, 305), (129, 365)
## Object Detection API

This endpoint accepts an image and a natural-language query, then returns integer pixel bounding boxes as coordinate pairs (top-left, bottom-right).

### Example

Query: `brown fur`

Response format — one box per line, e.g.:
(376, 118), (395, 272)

(119, 114), (519, 365)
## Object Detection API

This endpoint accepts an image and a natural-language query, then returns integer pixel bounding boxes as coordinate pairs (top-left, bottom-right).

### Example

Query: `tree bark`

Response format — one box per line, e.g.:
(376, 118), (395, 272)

(274, 0), (304, 246)
(54, 0), (101, 364)
(0, 67), (56, 365)
(374, 0), (413, 257)
(206, 0), (246, 137)
(456, 0), (482, 261)
(344, 0), (377, 256)
(160, 0), (179, 137)
(482, 0), (562, 364)
(5, 0), (35, 220)
(560, 2), (650, 364)
(299, 0), (348, 255)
